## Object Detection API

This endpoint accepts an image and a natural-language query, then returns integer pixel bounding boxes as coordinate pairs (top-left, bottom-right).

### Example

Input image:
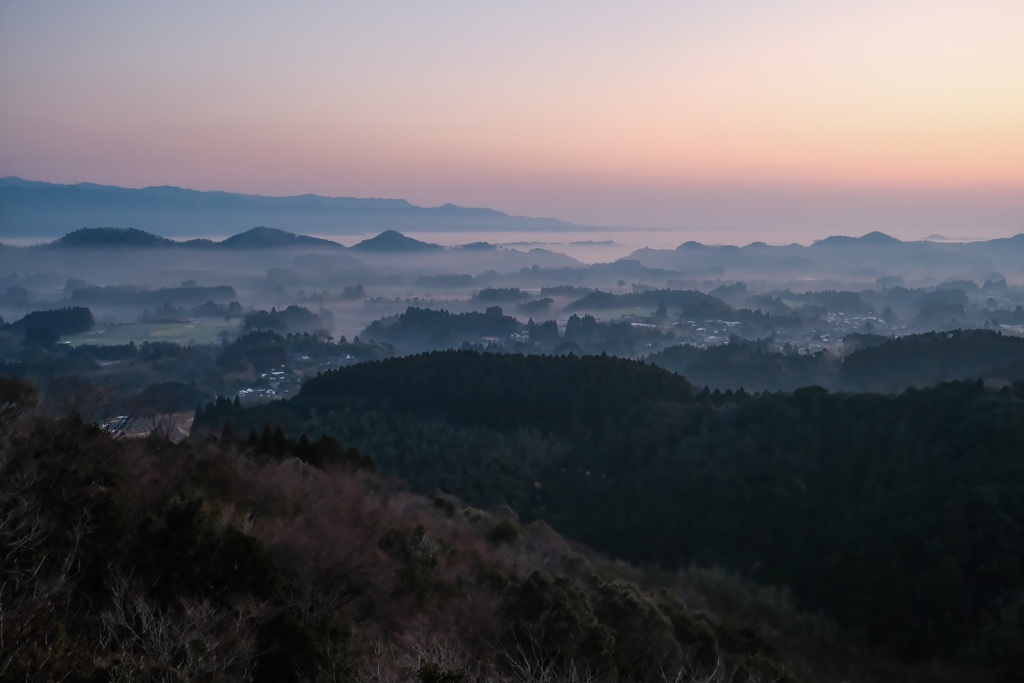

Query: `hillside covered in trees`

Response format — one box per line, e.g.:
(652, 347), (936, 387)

(196, 351), (1024, 679)
(2, 379), (828, 683)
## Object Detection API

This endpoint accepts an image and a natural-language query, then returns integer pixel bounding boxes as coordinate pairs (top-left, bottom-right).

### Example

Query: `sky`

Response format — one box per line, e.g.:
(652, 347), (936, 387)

(2, 1), (1023, 242)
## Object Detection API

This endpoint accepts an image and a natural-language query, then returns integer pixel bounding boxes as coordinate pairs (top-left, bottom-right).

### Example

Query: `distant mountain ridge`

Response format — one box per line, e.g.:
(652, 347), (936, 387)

(812, 230), (904, 246)
(0, 176), (581, 238)
(21, 226), (504, 257)
(627, 230), (1024, 278)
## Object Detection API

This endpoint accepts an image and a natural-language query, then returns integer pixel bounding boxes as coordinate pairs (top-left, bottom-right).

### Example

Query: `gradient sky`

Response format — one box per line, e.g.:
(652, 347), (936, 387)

(2, 1), (1022, 241)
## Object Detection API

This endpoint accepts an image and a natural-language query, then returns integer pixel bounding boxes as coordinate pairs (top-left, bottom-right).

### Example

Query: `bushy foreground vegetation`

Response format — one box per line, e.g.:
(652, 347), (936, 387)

(198, 351), (1024, 678)
(3, 382), (812, 683)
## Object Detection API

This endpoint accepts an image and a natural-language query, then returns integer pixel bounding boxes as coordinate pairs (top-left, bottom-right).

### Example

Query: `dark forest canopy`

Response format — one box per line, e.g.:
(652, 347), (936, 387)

(839, 328), (1024, 391)
(197, 350), (1024, 674)
(296, 350), (696, 433)
(10, 306), (94, 337)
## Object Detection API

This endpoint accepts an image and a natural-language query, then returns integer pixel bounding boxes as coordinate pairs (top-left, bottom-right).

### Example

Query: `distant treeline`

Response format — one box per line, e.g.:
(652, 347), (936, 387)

(477, 286), (530, 303)
(9, 306), (94, 336)
(360, 306), (707, 356)
(242, 304), (334, 335)
(363, 306), (519, 350)
(650, 329), (1024, 392)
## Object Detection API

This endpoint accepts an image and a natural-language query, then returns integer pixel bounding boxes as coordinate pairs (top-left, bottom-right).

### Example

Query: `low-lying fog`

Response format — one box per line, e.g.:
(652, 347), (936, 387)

(2, 225), (1023, 346)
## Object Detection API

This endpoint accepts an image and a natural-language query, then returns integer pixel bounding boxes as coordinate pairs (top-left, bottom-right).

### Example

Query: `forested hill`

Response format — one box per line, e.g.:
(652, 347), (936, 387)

(649, 328), (1024, 393)
(839, 328), (1024, 391)
(196, 351), (1024, 676)
(298, 350), (696, 433)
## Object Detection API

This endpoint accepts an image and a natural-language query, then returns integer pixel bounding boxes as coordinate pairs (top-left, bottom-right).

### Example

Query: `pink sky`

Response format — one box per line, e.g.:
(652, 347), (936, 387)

(1, 2), (1022, 240)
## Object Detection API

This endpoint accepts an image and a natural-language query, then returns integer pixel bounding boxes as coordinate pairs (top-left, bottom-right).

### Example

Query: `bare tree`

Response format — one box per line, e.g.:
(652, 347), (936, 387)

(354, 621), (476, 683)
(101, 573), (262, 682)
(495, 620), (598, 683)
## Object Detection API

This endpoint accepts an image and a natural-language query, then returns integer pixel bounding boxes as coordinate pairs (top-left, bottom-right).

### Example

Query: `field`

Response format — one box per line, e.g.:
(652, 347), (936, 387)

(63, 319), (241, 346)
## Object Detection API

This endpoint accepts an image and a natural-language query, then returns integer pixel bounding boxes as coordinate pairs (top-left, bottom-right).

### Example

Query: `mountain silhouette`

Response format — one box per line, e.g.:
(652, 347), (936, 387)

(218, 226), (343, 249)
(349, 230), (442, 252)
(0, 176), (579, 238)
(41, 226), (343, 250)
